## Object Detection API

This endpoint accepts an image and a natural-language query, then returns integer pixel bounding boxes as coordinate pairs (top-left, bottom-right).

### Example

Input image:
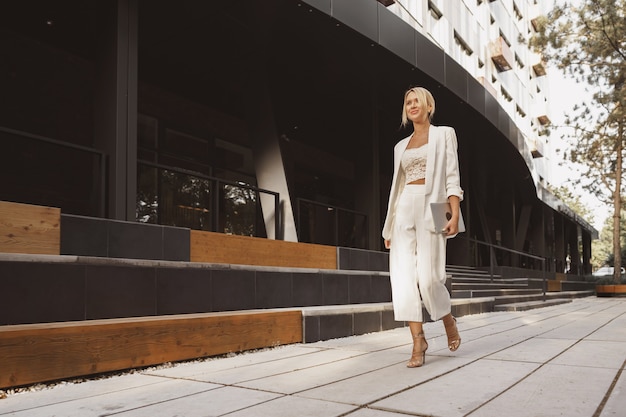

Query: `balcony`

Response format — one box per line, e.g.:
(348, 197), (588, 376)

(528, 136), (544, 158)
(534, 101), (551, 125)
(530, 52), (547, 77)
(489, 37), (514, 72)
(530, 4), (543, 32)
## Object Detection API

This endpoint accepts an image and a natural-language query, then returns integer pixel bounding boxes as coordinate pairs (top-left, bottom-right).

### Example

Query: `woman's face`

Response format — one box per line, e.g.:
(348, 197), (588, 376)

(405, 91), (429, 124)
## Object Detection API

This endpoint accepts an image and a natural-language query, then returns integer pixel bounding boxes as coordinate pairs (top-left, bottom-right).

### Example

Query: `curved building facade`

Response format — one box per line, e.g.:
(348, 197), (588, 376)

(0, 0), (595, 275)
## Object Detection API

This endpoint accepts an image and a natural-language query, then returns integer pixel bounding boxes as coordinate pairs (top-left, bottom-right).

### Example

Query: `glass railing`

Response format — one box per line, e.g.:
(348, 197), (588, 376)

(296, 198), (368, 249)
(0, 126), (107, 217)
(137, 160), (279, 238)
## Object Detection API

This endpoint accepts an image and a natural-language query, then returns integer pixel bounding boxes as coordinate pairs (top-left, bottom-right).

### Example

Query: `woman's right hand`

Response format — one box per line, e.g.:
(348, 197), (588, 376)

(384, 239), (391, 249)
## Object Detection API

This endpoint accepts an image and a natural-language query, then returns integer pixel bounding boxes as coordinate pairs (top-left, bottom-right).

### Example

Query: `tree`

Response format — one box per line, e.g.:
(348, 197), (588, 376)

(532, 0), (626, 283)
(549, 184), (594, 224)
(593, 211), (626, 269)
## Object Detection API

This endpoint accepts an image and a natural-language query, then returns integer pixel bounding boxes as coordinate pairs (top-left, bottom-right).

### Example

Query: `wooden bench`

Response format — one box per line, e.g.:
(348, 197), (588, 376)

(0, 200), (60, 255)
(0, 309), (302, 389)
(191, 230), (337, 269)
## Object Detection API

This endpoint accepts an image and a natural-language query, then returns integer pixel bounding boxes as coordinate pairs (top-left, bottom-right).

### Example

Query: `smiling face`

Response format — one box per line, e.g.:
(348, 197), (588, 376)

(401, 87), (435, 127)
(405, 92), (429, 124)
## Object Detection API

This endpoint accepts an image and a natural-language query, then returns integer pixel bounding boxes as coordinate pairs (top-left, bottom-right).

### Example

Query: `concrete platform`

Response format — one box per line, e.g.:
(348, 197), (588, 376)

(2, 297), (626, 417)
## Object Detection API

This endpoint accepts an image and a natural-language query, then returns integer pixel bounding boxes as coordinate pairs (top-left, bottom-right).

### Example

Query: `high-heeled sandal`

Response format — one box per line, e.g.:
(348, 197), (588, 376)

(443, 315), (461, 352)
(407, 332), (428, 368)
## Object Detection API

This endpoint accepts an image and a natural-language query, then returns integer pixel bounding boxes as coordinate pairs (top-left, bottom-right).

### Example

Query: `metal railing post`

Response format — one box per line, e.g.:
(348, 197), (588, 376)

(274, 193), (280, 240)
(542, 258), (547, 301)
(212, 178), (220, 233)
(489, 248), (496, 283)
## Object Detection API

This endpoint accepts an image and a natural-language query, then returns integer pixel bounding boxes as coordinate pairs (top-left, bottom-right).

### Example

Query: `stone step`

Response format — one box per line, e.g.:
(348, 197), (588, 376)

(452, 282), (530, 291)
(452, 288), (542, 298)
(301, 298), (496, 343)
(491, 290), (595, 306)
(450, 277), (529, 285)
(448, 272), (504, 280)
(494, 298), (573, 312)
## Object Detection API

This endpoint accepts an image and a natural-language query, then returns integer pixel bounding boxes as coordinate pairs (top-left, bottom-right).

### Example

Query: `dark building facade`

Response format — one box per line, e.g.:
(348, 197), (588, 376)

(0, 0), (595, 275)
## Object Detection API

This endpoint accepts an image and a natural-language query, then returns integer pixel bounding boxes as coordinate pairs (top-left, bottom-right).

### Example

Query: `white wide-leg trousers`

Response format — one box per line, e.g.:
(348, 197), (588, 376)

(389, 184), (451, 322)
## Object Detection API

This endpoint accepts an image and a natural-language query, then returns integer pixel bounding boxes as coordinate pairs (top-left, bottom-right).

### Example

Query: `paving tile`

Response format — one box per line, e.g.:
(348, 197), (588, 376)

(145, 345), (324, 379)
(468, 363), (616, 417)
(370, 358), (539, 417)
(538, 315), (614, 340)
(237, 350), (409, 394)
(549, 340), (626, 369)
(184, 349), (366, 386)
(298, 356), (472, 406)
(307, 326), (410, 352)
(0, 374), (167, 414)
(486, 337), (575, 363)
(226, 395), (357, 417)
(1, 378), (219, 417)
(443, 330), (531, 360)
(116, 386), (281, 417)
(599, 367), (626, 417)
(588, 317), (626, 342)
(344, 408), (404, 417)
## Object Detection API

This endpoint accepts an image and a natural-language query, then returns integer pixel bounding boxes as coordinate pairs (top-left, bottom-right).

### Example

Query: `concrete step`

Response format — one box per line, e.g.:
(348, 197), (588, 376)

(301, 290), (595, 343)
(527, 278), (596, 292)
(452, 288), (542, 298)
(452, 282), (530, 291)
(301, 298), (496, 343)
(494, 298), (573, 312)
(491, 290), (595, 306)
(448, 272), (504, 280)
(451, 277), (528, 284)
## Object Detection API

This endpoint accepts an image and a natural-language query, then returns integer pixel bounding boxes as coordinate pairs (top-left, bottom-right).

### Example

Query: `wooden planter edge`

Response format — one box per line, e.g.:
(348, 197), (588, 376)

(595, 284), (626, 296)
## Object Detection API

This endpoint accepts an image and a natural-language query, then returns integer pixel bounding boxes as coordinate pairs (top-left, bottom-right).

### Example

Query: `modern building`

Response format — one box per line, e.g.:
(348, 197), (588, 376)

(0, 0), (601, 388)
(1, 0), (596, 273)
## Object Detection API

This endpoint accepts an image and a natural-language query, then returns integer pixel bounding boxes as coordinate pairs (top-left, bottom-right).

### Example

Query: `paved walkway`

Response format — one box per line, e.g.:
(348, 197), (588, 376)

(2, 297), (626, 417)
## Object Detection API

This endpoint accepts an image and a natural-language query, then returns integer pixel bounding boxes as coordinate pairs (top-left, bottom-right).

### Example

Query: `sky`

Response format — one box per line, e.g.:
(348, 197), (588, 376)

(546, 67), (610, 231)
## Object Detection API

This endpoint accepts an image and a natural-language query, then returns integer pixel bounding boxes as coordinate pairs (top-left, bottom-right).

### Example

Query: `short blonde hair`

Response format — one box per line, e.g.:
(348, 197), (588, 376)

(401, 87), (436, 127)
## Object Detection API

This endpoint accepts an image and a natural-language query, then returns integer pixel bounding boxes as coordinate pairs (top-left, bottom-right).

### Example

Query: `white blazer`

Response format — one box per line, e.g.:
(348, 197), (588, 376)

(381, 125), (464, 240)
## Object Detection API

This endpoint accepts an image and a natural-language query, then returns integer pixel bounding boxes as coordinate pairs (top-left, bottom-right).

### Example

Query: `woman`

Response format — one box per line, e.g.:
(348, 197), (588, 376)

(382, 86), (463, 368)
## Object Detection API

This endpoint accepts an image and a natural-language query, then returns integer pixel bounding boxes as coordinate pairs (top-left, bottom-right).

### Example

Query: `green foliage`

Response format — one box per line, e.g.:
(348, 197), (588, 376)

(532, 0), (626, 283)
(595, 276), (626, 285)
(591, 214), (626, 268)
(548, 185), (594, 223)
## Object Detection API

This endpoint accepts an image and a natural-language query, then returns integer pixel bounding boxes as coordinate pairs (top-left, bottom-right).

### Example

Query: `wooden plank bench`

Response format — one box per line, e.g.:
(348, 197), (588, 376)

(0, 200), (60, 255)
(0, 309), (302, 389)
(191, 230), (337, 269)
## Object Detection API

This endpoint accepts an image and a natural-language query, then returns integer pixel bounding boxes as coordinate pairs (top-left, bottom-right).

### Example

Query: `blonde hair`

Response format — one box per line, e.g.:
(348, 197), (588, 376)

(401, 87), (435, 127)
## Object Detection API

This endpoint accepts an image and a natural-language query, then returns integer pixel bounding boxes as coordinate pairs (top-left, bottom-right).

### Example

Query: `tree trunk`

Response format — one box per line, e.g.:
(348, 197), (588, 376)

(613, 124), (624, 284)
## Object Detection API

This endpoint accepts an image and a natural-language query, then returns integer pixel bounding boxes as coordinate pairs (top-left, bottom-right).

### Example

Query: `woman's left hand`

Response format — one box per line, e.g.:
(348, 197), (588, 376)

(443, 219), (459, 236)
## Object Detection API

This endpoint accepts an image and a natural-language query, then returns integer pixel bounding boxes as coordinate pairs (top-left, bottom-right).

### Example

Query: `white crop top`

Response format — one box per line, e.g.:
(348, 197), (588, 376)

(401, 145), (428, 183)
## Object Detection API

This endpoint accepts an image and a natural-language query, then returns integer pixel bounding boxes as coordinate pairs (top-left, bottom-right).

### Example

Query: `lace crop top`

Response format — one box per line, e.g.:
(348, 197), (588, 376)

(401, 145), (428, 183)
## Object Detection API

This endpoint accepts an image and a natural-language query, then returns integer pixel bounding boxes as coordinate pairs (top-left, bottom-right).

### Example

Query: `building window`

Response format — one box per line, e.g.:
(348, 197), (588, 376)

(454, 31), (473, 56)
(428, 0), (443, 20)
(516, 104), (527, 118)
(515, 53), (525, 69)
(500, 31), (511, 47)
(501, 87), (513, 102)
(513, 2), (523, 20)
